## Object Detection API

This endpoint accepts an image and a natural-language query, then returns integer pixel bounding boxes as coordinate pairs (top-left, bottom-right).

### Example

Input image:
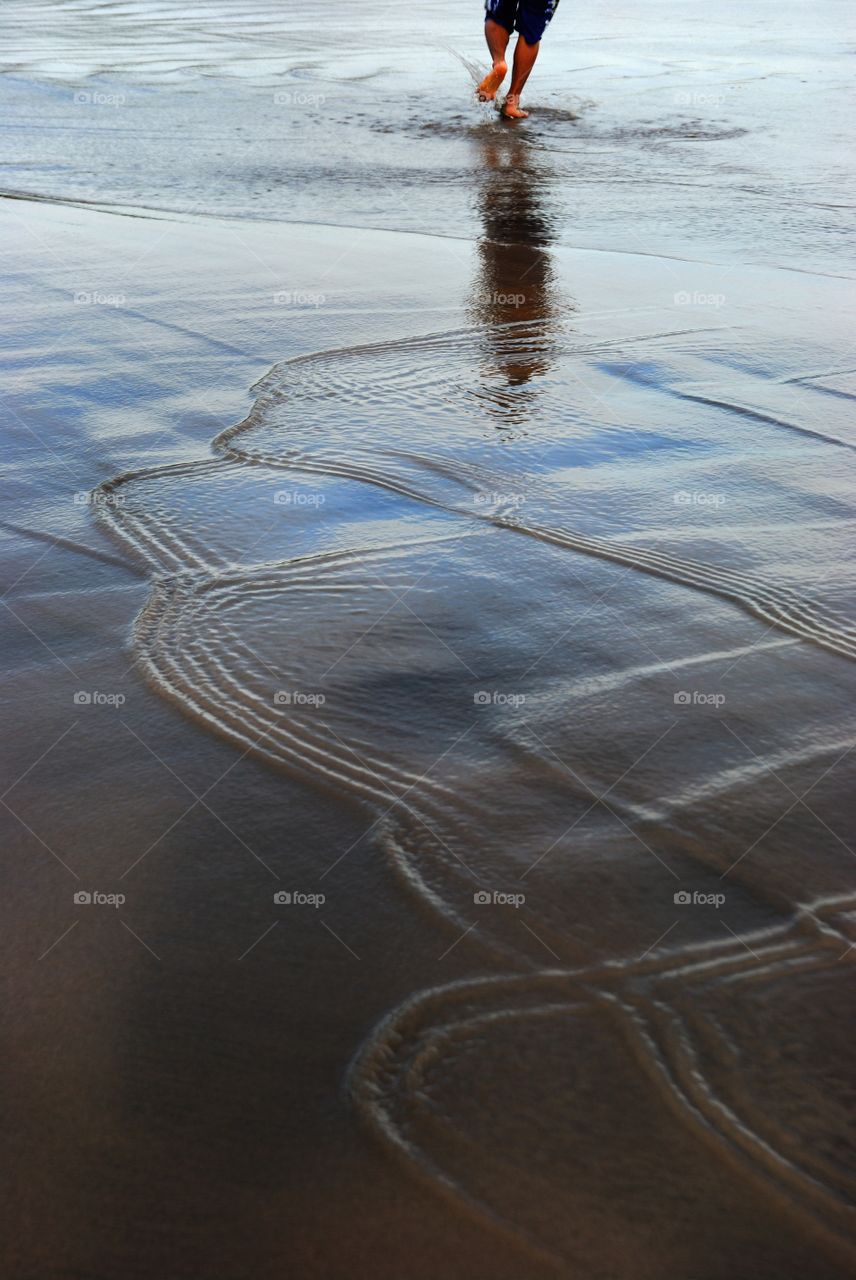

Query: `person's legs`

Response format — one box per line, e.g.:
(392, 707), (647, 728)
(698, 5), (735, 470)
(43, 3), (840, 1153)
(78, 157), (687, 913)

(500, 0), (558, 119)
(502, 35), (539, 118)
(477, 16), (512, 101)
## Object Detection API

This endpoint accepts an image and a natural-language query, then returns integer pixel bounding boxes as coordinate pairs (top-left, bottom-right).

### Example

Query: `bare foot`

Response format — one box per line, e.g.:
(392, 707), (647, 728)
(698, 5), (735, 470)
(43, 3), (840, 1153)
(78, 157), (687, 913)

(476, 60), (507, 102)
(500, 95), (529, 120)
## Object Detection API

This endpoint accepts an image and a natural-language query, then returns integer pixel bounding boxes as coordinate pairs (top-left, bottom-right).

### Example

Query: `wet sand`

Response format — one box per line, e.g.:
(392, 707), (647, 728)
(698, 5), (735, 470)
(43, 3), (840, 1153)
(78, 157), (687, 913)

(1, 3), (855, 1276)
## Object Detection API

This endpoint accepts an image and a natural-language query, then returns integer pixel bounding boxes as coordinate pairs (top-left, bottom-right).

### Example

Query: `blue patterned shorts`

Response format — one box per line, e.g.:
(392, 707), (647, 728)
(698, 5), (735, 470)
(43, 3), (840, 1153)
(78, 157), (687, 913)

(484, 0), (559, 44)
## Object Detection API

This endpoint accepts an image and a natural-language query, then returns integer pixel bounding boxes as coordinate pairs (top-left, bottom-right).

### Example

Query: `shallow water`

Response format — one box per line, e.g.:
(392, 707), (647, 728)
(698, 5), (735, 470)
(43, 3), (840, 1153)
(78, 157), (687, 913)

(1, 0), (855, 270)
(1, 2), (855, 1276)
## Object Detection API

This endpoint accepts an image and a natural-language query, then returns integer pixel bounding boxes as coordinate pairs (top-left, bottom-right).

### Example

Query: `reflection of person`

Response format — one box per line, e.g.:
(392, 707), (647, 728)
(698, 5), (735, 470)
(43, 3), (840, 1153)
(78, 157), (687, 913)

(477, 0), (560, 119)
(469, 131), (569, 426)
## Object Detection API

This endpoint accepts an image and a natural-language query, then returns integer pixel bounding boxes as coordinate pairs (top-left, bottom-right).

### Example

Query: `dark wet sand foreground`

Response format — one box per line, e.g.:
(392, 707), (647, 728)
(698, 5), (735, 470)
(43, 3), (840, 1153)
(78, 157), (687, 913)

(2, 195), (854, 1278)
